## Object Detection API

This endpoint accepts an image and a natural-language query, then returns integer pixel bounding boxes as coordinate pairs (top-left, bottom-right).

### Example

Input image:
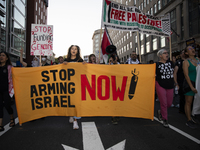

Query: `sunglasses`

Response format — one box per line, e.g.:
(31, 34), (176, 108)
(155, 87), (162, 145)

(188, 47), (194, 50)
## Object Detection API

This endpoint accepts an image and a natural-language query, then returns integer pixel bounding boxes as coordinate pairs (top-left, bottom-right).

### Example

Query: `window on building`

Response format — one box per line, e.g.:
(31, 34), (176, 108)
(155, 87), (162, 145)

(135, 35), (137, 43)
(146, 34), (149, 38)
(122, 47), (123, 53)
(127, 33), (129, 39)
(126, 1), (128, 5)
(130, 31), (132, 37)
(147, 10), (150, 14)
(144, 0), (146, 7)
(124, 46), (126, 52)
(154, 4), (157, 14)
(41, 12), (43, 19)
(141, 45), (144, 55)
(140, 33), (143, 40)
(181, 3), (184, 40)
(158, 1), (161, 10)
(134, 0), (136, 5)
(150, 7), (153, 15)
(161, 36), (166, 47)
(35, 15), (37, 24)
(146, 42), (150, 53)
(141, 3), (143, 10)
(130, 42), (132, 49)
(153, 38), (157, 50)
(139, 6), (140, 10)
(36, 2), (37, 11)
(170, 9), (177, 42)
(39, 0), (40, 3)
(189, 1), (200, 36)
(41, 1), (43, 8)
(162, 0), (166, 7)
(39, 7), (40, 15)
(38, 19), (40, 24)
(167, 0), (171, 3)
(122, 38), (123, 43)
(127, 44), (129, 50)
(124, 36), (126, 41)
(147, 0), (149, 5)
(136, 47), (138, 54)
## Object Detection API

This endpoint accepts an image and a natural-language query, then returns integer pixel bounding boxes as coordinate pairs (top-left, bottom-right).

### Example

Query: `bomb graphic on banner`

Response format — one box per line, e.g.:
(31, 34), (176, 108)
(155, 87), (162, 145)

(128, 69), (139, 100)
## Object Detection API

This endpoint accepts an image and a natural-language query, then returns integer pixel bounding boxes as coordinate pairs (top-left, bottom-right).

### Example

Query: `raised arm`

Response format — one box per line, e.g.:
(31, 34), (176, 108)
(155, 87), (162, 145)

(20, 48), (27, 67)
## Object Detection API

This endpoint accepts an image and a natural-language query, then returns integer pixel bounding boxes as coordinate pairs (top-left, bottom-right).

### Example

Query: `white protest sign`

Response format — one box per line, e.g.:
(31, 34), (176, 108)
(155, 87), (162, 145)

(31, 24), (53, 56)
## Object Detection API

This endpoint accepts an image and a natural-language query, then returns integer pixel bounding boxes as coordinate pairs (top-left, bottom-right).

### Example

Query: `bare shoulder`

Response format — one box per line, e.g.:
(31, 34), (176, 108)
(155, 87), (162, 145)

(183, 59), (189, 66)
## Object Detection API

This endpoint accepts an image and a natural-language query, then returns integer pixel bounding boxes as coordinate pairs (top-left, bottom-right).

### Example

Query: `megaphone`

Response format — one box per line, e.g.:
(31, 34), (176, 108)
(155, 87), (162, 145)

(106, 45), (117, 54)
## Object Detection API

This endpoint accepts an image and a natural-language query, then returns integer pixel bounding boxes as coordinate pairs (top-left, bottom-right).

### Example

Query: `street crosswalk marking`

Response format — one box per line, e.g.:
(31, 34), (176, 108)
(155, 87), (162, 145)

(0, 117), (19, 136)
(154, 117), (200, 144)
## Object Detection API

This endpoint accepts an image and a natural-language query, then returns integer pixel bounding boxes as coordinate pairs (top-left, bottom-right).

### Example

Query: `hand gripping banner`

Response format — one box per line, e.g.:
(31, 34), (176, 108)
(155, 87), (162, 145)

(12, 63), (155, 124)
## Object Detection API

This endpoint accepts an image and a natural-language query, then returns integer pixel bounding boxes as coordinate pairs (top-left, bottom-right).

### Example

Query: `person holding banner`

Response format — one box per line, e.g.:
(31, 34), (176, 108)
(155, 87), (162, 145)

(88, 54), (97, 64)
(64, 45), (84, 129)
(0, 51), (15, 131)
(41, 56), (50, 66)
(125, 51), (140, 64)
(156, 49), (174, 128)
(183, 46), (200, 129)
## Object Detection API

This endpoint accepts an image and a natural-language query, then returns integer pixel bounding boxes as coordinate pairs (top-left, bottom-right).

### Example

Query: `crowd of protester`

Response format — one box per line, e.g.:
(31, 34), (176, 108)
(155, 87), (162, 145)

(0, 44), (200, 132)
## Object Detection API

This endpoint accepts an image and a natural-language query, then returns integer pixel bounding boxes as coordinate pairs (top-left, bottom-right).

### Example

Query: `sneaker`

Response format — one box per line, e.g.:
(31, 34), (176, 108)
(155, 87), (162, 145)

(157, 110), (162, 121)
(186, 120), (197, 129)
(163, 120), (169, 128)
(69, 117), (74, 123)
(73, 121), (79, 129)
(175, 104), (179, 108)
(111, 117), (118, 125)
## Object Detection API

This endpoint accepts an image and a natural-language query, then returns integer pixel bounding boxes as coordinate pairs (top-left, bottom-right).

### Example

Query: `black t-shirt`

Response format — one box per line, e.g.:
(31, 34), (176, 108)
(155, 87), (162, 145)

(0, 65), (8, 91)
(175, 59), (185, 85)
(156, 61), (174, 89)
(64, 57), (83, 62)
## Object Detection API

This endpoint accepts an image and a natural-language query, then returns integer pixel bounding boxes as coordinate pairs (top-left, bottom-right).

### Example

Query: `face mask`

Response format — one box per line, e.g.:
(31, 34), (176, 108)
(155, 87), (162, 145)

(32, 61), (39, 67)
(42, 58), (46, 61)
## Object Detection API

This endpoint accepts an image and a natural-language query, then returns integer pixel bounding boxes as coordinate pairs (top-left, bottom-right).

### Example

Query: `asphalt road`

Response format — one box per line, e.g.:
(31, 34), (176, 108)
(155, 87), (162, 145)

(0, 100), (200, 150)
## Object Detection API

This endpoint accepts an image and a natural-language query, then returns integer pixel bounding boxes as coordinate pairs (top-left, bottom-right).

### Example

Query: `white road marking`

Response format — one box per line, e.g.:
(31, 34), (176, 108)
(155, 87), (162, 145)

(82, 122), (105, 150)
(106, 140), (126, 150)
(0, 117), (19, 136)
(62, 144), (79, 150)
(154, 117), (200, 144)
(62, 122), (126, 150)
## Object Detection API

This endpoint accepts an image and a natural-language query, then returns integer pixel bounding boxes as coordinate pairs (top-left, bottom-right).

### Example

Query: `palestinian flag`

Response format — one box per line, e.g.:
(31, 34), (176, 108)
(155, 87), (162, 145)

(101, 27), (112, 64)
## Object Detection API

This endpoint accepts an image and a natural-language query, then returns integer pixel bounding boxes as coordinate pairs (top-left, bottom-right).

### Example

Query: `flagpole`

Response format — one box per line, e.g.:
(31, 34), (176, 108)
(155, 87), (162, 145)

(137, 31), (142, 63)
(98, 28), (103, 63)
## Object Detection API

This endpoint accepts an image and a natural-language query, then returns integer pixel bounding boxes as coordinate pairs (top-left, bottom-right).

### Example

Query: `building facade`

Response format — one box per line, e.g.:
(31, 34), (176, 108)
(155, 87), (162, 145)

(0, 0), (50, 66)
(25, 0), (49, 65)
(106, 0), (200, 63)
(92, 29), (104, 62)
(0, 0), (26, 66)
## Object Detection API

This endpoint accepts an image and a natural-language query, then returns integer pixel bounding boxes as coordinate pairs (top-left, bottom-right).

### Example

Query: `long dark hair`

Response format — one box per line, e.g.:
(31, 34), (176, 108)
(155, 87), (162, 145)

(89, 54), (96, 63)
(184, 46), (190, 59)
(66, 45), (82, 61)
(0, 51), (12, 66)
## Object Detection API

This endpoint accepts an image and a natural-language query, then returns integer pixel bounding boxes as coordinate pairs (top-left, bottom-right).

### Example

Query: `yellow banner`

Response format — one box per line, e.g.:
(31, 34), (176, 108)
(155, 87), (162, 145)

(12, 63), (155, 124)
